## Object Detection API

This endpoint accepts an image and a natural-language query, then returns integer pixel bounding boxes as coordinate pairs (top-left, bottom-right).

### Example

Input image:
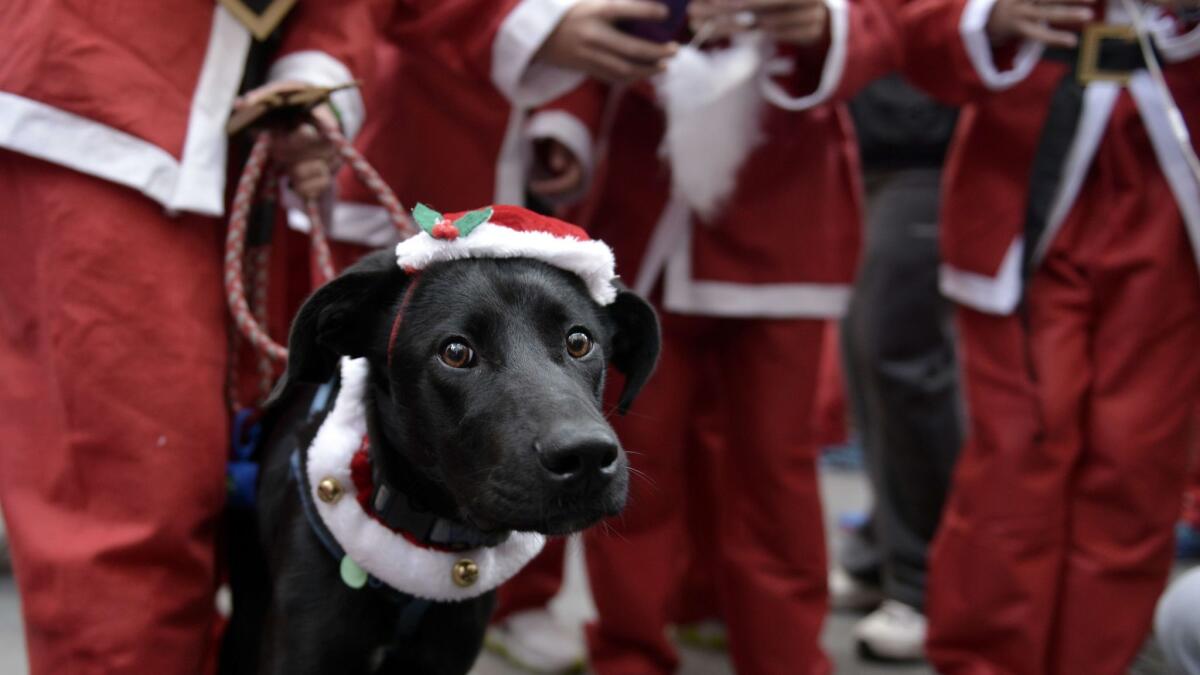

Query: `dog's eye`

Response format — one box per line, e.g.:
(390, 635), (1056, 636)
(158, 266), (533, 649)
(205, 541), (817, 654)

(440, 341), (475, 368)
(566, 330), (593, 359)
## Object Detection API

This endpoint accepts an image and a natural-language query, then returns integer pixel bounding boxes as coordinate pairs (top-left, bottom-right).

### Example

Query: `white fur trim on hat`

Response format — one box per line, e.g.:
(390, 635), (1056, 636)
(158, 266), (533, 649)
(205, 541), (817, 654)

(305, 357), (546, 602)
(394, 221), (618, 305)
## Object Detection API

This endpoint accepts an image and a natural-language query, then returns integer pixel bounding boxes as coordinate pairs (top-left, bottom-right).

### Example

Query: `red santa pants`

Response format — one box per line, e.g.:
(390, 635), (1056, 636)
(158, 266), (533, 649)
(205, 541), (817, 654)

(586, 311), (830, 675)
(0, 152), (229, 674)
(926, 133), (1200, 674)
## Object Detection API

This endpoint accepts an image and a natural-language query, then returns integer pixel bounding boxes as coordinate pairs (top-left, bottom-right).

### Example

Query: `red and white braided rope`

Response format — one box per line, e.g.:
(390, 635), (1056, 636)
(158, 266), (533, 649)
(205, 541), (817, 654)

(225, 133), (287, 363)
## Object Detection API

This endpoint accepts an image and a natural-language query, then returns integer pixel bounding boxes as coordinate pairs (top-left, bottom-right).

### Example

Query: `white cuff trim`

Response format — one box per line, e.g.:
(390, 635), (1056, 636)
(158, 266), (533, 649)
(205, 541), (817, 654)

(939, 238), (1023, 315)
(960, 0), (1042, 90)
(492, 0), (586, 107)
(1148, 8), (1200, 62)
(525, 109), (594, 205)
(758, 0), (848, 111)
(269, 50), (366, 140)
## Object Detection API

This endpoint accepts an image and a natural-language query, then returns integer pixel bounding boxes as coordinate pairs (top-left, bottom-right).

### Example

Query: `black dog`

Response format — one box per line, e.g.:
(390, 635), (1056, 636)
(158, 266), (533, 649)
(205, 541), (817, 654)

(222, 249), (659, 674)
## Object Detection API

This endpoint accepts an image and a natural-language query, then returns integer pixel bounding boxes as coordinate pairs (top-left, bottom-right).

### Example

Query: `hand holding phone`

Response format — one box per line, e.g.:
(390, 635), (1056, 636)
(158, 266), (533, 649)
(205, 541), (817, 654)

(536, 0), (680, 84)
(619, 0), (689, 42)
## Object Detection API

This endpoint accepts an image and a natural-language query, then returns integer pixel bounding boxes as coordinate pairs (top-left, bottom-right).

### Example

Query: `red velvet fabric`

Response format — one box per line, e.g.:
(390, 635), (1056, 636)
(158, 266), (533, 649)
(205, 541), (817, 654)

(0, 151), (228, 675)
(926, 130), (1200, 675)
(585, 310), (831, 675)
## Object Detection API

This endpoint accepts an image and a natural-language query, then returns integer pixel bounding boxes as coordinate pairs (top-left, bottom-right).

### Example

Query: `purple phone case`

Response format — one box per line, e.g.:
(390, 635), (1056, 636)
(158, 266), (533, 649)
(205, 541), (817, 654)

(618, 0), (689, 43)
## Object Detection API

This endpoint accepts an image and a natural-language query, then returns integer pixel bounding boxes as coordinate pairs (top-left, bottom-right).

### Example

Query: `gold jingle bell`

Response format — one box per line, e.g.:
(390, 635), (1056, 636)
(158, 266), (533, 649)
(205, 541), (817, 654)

(316, 477), (343, 504)
(451, 558), (480, 588)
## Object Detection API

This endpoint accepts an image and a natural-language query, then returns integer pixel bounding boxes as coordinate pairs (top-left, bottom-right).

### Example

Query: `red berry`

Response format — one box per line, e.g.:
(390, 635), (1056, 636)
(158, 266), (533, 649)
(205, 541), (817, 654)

(432, 221), (459, 240)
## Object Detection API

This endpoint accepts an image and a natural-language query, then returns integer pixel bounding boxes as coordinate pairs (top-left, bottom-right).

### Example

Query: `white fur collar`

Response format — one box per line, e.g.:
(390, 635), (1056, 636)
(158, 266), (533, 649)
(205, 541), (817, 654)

(304, 357), (546, 602)
(655, 33), (768, 221)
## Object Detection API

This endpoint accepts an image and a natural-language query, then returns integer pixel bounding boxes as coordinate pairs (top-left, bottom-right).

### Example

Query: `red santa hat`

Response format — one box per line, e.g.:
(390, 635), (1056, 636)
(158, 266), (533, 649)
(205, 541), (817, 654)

(394, 204), (617, 305)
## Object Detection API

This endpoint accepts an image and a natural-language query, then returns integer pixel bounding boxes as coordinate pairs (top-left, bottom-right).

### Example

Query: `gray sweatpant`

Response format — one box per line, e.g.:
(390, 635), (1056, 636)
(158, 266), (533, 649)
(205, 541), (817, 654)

(838, 167), (963, 610)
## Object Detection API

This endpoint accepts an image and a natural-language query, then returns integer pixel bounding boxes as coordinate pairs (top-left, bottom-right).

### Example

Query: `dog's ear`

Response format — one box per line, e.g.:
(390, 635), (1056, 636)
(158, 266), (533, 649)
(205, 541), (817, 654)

(267, 251), (402, 405)
(606, 282), (661, 414)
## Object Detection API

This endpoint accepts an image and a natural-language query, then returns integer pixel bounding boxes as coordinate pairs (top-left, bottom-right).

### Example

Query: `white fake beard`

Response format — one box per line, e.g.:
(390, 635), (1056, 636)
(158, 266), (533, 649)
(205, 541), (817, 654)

(654, 33), (767, 223)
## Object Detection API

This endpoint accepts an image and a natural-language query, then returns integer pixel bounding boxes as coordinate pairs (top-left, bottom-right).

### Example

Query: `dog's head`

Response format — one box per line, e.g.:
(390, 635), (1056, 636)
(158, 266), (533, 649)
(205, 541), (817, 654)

(279, 249), (659, 536)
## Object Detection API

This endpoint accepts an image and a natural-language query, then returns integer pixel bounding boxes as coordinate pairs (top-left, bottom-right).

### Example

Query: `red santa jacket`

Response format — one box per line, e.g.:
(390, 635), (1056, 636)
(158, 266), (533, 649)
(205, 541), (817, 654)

(283, 0), (587, 247)
(0, 1), (384, 217)
(901, 0), (1200, 314)
(532, 0), (899, 319)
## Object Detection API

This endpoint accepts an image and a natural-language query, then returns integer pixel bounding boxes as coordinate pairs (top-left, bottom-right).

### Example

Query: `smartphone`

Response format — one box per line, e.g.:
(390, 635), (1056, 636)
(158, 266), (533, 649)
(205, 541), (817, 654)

(618, 0), (689, 43)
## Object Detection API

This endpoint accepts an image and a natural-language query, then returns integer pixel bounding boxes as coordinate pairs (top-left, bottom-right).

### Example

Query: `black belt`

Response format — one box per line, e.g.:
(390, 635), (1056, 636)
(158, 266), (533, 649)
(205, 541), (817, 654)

(1022, 24), (1151, 281)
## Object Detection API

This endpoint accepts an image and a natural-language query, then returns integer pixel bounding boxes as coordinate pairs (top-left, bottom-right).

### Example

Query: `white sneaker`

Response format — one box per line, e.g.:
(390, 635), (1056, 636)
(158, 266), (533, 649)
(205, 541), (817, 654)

(485, 609), (586, 674)
(853, 600), (927, 661)
(829, 566), (884, 611)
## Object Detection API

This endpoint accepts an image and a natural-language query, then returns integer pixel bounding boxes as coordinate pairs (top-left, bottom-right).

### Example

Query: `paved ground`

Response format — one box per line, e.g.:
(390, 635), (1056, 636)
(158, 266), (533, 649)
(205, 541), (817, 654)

(0, 468), (1182, 674)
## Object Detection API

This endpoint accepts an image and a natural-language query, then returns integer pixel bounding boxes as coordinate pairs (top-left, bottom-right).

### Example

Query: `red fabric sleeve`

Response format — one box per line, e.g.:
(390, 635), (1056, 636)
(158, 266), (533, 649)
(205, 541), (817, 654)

(898, 0), (999, 104)
(534, 80), (610, 139)
(767, 0), (902, 107)
(276, 0), (393, 84)
(388, 0), (524, 89)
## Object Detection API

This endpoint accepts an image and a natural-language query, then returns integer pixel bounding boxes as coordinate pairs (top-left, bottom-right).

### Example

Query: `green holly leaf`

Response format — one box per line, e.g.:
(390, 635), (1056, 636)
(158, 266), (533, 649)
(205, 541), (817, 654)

(452, 207), (493, 238)
(412, 203), (442, 235)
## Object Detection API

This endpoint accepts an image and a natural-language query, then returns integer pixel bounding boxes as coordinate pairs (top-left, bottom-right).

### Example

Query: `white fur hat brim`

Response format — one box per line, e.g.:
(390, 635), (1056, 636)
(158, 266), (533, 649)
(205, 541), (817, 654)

(394, 221), (618, 305)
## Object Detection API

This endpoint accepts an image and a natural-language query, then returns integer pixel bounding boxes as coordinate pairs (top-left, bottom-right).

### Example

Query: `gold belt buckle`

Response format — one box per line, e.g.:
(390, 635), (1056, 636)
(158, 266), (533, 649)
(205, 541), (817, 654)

(1077, 23), (1139, 85)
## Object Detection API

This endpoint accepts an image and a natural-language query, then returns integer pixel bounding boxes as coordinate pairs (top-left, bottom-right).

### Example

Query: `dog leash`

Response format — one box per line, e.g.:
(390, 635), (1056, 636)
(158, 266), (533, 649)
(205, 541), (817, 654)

(225, 114), (417, 367)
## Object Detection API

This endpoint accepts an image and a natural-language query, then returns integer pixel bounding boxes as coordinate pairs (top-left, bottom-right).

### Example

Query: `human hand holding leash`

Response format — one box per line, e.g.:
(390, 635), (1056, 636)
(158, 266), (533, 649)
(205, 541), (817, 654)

(236, 80), (342, 200)
(537, 0), (680, 83)
(986, 0), (1095, 47)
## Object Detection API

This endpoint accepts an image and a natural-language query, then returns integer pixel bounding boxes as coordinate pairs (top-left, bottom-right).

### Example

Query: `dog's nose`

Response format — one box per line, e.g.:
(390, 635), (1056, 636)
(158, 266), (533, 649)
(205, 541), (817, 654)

(535, 423), (620, 483)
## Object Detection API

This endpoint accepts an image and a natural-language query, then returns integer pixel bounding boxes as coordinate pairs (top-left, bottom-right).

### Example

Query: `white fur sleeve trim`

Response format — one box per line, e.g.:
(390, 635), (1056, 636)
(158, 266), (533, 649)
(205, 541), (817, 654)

(306, 358), (546, 602)
(758, 0), (848, 111)
(492, 0), (586, 107)
(395, 222), (618, 305)
(1148, 8), (1200, 62)
(960, 0), (1043, 90)
(269, 50), (366, 140)
(525, 109), (594, 205)
(938, 238), (1023, 315)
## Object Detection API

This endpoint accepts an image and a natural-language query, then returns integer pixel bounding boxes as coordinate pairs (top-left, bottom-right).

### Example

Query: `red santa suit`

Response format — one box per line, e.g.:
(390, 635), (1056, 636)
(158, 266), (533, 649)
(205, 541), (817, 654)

(0, 2), (568, 672)
(899, 0), (1200, 672)
(535, 6), (898, 672)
